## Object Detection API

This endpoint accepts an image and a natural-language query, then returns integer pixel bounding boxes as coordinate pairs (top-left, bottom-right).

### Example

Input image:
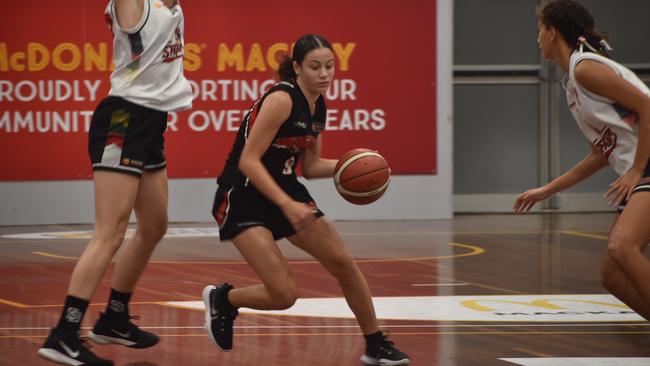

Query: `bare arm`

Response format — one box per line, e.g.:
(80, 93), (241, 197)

(114, 0), (145, 30)
(575, 60), (650, 204)
(513, 144), (608, 213)
(301, 135), (337, 179)
(239, 92), (315, 231)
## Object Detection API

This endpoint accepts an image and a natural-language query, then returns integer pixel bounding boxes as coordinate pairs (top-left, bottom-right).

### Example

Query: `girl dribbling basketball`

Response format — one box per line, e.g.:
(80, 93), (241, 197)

(202, 34), (410, 365)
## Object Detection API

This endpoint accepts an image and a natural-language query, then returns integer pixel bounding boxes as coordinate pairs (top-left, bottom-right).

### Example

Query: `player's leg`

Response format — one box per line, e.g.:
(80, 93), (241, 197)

(230, 227), (300, 309)
(600, 214), (650, 320)
(88, 168), (168, 348)
(203, 226), (298, 351)
(288, 218), (377, 332)
(604, 191), (650, 315)
(287, 217), (410, 365)
(38, 171), (139, 366)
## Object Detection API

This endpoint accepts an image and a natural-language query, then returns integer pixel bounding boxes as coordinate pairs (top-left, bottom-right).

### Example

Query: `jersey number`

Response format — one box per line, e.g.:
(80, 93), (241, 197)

(283, 157), (295, 175)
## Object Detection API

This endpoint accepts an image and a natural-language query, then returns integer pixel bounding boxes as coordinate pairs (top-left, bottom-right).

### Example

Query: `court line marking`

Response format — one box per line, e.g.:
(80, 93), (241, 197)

(561, 230), (608, 240)
(0, 298), (28, 308)
(4, 330), (650, 340)
(510, 348), (552, 357)
(2, 323), (648, 331)
(500, 357), (650, 366)
(15, 301), (162, 308)
(411, 283), (468, 287)
(29, 242), (484, 264)
(2, 228), (614, 240)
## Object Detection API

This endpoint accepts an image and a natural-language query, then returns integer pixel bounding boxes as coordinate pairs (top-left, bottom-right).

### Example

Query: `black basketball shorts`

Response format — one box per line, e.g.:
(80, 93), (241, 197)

(212, 182), (325, 241)
(88, 96), (168, 176)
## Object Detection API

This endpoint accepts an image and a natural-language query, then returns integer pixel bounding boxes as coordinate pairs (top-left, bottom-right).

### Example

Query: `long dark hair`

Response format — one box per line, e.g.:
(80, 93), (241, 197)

(277, 34), (333, 82)
(539, 0), (611, 57)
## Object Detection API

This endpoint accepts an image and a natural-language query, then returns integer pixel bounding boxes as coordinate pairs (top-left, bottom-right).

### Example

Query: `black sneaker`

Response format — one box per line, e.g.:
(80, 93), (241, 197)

(37, 329), (113, 366)
(202, 283), (238, 351)
(361, 338), (411, 365)
(88, 313), (159, 349)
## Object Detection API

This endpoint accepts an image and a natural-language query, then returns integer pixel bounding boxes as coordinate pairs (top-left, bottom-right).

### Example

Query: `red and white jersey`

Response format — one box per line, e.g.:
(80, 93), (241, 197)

(104, 0), (192, 112)
(565, 51), (649, 175)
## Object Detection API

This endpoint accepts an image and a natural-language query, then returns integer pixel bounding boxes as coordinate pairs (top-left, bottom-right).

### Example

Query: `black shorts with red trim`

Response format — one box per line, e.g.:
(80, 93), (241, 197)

(212, 182), (325, 241)
(88, 96), (168, 177)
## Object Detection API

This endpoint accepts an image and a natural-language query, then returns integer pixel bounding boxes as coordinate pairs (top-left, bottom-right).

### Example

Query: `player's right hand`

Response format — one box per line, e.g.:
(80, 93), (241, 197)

(280, 201), (316, 232)
(513, 186), (551, 213)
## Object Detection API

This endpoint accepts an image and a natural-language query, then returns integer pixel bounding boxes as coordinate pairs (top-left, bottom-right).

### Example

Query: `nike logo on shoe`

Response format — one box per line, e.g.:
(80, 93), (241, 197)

(111, 329), (131, 338)
(58, 341), (80, 358)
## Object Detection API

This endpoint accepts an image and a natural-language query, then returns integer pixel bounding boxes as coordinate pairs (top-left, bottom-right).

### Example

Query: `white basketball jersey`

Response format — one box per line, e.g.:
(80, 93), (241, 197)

(105, 0), (193, 112)
(564, 51), (650, 175)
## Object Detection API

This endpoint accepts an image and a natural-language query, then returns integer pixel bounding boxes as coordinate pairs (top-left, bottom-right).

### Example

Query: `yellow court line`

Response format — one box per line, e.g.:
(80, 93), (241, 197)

(31, 251), (78, 260)
(31, 242), (485, 264)
(4, 229), (613, 239)
(0, 298), (28, 308)
(4, 330), (650, 340)
(561, 230), (608, 241)
(26, 301), (159, 308)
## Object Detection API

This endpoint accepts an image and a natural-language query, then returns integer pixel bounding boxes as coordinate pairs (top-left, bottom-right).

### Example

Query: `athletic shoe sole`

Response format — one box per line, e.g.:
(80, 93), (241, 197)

(361, 354), (411, 366)
(37, 347), (86, 366)
(202, 285), (231, 351)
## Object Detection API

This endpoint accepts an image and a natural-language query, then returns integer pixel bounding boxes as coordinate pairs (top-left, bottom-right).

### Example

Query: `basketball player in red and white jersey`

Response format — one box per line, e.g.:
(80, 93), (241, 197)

(514, 0), (650, 320)
(202, 34), (411, 365)
(38, 1), (192, 365)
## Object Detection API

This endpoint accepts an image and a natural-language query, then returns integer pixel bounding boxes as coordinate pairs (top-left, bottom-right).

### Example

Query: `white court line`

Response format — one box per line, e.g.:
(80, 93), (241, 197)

(3, 323), (648, 331)
(501, 358), (650, 366)
(411, 283), (468, 287)
(165, 295), (644, 322)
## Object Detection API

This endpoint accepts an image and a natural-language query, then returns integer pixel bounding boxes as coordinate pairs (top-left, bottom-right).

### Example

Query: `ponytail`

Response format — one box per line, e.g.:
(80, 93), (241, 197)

(277, 55), (296, 82)
(577, 31), (613, 58)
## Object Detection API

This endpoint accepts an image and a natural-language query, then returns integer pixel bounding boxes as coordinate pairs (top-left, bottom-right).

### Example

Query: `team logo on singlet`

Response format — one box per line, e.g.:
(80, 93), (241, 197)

(272, 136), (316, 152)
(593, 125), (617, 158)
(162, 26), (183, 63)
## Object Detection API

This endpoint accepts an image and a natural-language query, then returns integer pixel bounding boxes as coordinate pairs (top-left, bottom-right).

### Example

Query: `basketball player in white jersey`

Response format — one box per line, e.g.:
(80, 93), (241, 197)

(514, 0), (650, 320)
(38, 1), (192, 365)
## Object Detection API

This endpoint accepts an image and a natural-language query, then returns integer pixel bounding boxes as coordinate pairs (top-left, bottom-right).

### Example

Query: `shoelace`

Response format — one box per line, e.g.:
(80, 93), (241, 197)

(377, 340), (396, 354)
(210, 291), (239, 321)
(111, 314), (142, 334)
(218, 308), (238, 323)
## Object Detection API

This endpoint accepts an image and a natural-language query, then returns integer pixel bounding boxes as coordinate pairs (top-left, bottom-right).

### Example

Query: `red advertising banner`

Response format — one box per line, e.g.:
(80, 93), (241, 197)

(0, 0), (436, 181)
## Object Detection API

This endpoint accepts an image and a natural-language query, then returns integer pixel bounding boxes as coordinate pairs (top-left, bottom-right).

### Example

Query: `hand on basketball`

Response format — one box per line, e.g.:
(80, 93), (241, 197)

(513, 186), (551, 213)
(604, 168), (643, 206)
(280, 201), (316, 232)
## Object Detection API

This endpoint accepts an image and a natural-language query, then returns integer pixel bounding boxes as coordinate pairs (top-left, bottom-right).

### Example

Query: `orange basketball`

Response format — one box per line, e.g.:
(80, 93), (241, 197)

(333, 148), (390, 205)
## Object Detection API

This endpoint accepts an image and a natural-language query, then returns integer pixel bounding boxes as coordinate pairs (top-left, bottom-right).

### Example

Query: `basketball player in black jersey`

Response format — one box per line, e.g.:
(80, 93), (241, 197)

(202, 34), (410, 365)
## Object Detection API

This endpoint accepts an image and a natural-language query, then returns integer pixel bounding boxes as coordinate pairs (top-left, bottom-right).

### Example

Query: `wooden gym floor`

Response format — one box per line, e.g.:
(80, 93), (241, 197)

(1, 213), (650, 366)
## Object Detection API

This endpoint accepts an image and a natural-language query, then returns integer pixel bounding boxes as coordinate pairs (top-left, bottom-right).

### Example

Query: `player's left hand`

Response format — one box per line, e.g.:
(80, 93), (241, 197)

(604, 168), (643, 206)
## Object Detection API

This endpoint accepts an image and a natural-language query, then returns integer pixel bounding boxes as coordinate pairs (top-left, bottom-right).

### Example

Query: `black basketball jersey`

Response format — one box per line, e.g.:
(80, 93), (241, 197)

(217, 81), (327, 188)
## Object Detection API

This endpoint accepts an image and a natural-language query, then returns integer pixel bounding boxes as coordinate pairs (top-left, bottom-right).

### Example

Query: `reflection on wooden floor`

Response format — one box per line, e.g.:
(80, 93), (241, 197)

(1, 213), (650, 365)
